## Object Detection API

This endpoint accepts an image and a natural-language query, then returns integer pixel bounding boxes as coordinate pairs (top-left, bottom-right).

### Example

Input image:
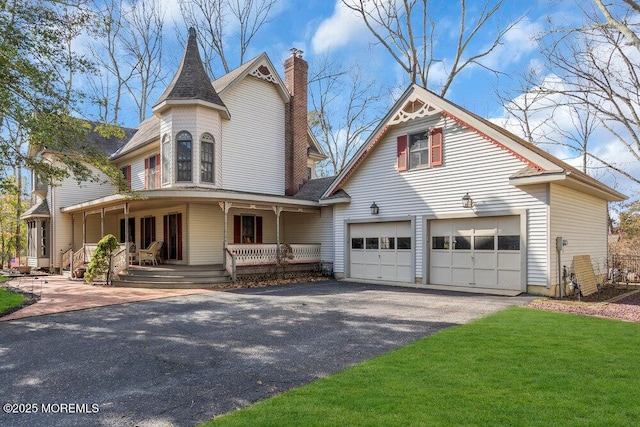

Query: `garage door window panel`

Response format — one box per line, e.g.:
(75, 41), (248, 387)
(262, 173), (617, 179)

(474, 236), (495, 250)
(397, 237), (411, 249)
(453, 236), (471, 250)
(432, 236), (450, 250)
(366, 238), (379, 249)
(498, 235), (520, 251)
(381, 237), (395, 249)
(351, 238), (364, 249)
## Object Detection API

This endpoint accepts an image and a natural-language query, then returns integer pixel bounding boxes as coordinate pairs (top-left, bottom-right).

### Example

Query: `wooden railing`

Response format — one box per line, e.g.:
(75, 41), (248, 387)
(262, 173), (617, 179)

(225, 249), (237, 282)
(110, 248), (128, 283)
(61, 248), (73, 271)
(226, 243), (321, 266)
(72, 248), (85, 272)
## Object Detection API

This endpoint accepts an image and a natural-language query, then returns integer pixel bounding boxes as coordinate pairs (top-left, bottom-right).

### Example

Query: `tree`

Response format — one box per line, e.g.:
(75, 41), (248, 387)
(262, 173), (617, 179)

(513, 1), (640, 188)
(121, 0), (166, 122)
(342, 0), (522, 96)
(309, 59), (386, 175)
(178, 0), (277, 78)
(0, 0), (121, 189)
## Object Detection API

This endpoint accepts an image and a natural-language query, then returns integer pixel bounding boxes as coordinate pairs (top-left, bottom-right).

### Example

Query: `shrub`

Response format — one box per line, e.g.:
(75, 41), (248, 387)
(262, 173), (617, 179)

(85, 234), (120, 284)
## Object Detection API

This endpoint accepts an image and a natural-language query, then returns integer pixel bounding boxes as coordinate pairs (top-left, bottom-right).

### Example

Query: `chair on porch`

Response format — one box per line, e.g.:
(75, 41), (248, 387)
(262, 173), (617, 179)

(138, 241), (163, 266)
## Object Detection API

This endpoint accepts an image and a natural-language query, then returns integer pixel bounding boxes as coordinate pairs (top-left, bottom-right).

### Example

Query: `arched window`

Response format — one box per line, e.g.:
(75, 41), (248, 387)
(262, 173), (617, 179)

(200, 133), (215, 183)
(176, 131), (192, 182)
(161, 134), (170, 184)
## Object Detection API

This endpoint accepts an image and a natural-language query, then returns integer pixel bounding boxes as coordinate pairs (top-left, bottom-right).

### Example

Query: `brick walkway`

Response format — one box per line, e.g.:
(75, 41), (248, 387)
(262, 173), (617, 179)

(1, 274), (213, 321)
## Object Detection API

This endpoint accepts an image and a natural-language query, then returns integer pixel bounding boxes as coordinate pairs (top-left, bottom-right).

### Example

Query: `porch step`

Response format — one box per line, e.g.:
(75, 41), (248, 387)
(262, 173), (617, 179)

(112, 264), (231, 289)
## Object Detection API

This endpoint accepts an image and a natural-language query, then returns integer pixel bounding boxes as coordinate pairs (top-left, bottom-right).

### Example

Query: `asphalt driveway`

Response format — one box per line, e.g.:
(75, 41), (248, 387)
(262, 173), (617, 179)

(0, 281), (533, 426)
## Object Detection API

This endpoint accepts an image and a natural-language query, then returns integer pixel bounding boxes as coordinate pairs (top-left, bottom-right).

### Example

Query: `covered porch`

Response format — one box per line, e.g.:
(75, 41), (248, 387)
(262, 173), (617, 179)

(58, 190), (326, 281)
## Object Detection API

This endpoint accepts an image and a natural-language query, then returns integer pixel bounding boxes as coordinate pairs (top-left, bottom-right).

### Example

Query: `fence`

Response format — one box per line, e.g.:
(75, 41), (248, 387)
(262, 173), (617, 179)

(608, 254), (640, 282)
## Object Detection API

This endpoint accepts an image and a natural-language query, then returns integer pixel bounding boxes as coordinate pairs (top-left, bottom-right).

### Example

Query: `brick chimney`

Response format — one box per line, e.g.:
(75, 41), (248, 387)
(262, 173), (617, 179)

(284, 48), (308, 196)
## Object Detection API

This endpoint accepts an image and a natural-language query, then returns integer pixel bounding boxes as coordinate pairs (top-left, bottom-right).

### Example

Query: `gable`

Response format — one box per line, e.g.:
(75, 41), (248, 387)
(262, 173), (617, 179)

(323, 84), (626, 202)
(213, 53), (290, 104)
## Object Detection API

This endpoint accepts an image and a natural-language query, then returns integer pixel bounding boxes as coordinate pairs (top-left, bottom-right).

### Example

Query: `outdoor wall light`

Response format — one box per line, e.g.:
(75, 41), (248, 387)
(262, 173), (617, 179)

(370, 201), (380, 215)
(462, 193), (474, 209)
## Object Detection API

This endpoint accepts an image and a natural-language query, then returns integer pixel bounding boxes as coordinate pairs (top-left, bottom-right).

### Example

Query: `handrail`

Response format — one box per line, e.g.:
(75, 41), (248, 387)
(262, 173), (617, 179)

(72, 247), (85, 272)
(226, 243), (321, 266)
(225, 248), (237, 283)
(110, 248), (128, 283)
(61, 248), (73, 270)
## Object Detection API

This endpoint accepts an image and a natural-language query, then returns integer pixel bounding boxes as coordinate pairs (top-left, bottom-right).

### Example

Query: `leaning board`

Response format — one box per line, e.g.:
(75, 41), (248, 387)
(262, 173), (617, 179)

(572, 255), (599, 297)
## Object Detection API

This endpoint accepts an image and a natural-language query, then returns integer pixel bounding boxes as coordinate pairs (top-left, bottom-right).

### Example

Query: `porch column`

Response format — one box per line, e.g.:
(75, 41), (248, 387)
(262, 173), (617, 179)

(218, 202), (232, 267)
(82, 212), (86, 245)
(124, 203), (130, 245)
(100, 207), (105, 238)
(272, 206), (283, 263)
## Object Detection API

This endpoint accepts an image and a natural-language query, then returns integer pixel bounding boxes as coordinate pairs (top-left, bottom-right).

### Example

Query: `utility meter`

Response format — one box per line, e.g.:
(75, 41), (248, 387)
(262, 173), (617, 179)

(556, 236), (568, 252)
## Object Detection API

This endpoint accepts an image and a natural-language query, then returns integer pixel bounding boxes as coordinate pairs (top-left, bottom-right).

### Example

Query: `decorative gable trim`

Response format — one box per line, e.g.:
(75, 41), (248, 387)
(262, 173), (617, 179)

(441, 110), (544, 172)
(250, 64), (279, 84)
(388, 95), (441, 125)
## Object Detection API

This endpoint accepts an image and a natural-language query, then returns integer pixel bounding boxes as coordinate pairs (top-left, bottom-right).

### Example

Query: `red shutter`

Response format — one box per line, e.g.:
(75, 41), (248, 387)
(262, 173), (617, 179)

(151, 216), (156, 242)
(430, 127), (443, 166)
(234, 216), (241, 243)
(144, 158), (149, 189)
(397, 135), (408, 171)
(155, 153), (161, 188)
(177, 213), (183, 260)
(256, 217), (263, 244)
(126, 165), (131, 189)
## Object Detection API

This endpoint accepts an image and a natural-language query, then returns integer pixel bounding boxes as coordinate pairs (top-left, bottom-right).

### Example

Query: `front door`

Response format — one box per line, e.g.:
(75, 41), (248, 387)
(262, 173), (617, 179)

(163, 213), (182, 261)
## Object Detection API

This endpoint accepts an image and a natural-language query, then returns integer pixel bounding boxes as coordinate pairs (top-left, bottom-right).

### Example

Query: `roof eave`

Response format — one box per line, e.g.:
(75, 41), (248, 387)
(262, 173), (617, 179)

(152, 99), (231, 119)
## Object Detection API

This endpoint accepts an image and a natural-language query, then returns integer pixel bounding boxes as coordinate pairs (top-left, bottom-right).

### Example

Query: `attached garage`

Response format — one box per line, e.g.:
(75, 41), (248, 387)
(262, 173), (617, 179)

(429, 216), (522, 291)
(349, 221), (413, 282)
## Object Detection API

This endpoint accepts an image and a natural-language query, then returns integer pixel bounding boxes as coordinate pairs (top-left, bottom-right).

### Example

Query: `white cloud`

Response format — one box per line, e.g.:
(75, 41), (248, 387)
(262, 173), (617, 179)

(311, 1), (371, 54)
(479, 18), (543, 70)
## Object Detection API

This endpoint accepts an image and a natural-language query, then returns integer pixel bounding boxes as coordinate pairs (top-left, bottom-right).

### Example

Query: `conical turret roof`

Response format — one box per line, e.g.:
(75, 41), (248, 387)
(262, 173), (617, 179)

(153, 28), (228, 117)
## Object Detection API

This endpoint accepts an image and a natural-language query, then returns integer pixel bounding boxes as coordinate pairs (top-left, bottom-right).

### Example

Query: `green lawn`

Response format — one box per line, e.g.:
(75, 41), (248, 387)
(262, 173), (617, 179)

(206, 307), (640, 426)
(0, 285), (27, 316)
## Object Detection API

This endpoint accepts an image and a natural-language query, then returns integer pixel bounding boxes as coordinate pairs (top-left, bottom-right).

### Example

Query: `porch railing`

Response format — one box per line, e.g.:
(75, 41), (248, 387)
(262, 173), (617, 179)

(61, 248), (73, 271)
(227, 244), (321, 266)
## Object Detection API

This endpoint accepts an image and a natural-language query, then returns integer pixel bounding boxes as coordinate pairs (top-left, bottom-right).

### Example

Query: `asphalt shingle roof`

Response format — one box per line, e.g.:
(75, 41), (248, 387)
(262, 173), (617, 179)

(154, 28), (226, 110)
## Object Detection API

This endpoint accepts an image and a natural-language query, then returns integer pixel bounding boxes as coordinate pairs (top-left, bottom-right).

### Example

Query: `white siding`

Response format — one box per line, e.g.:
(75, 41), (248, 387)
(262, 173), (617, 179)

(549, 184), (609, 286)
(188, 203), (224, 265)
(220, 76), (286, 195)
(51, 159), (118, 268)
(282, 206), (334, 261)
(333, 114), (550, 287)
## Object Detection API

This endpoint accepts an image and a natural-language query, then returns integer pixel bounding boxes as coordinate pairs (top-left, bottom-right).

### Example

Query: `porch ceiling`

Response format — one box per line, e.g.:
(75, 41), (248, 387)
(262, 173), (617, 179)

(60, 189), (322, 215)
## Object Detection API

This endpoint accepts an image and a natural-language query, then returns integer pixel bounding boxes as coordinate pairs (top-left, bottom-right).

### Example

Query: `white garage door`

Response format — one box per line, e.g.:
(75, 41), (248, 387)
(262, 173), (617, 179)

(429, 216), (521, 291)
(350, 222), (412, 282)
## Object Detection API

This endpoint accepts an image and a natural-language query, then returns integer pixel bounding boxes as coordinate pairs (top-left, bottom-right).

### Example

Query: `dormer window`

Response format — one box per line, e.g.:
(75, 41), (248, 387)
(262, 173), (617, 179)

(176, 131), (192, 182)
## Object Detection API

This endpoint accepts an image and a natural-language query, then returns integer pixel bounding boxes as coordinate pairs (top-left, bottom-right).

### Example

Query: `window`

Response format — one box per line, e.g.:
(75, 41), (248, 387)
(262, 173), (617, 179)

(366, 238), (379, 249)
(432, 236), (450, 250)
(41, 220), (47, 257)
(381, 237), (395, 249)
(140, 216), (156, 249)
(397, 127), (443, 171)
(145, 154), (160, 189)
(27, 221), (36, 257)
(351, 238), (364, 249)
(474, 236), (495, 250)
(200, 133), (214, 183)
(397, 237), (411, 249)
(233, 215), (263, 244)
(176, 131), (192, 182)
(162, 134), (170, 184)
(453, 236), (471, 250)
(498, 235), (520, 251)
(121, 166), (131, 190)
(409, 132), (430, 169)
(120, 218), (136, 244)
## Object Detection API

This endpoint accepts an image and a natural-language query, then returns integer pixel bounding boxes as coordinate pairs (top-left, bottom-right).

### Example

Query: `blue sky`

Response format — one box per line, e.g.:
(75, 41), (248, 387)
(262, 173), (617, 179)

(82, 0), (638, 198)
